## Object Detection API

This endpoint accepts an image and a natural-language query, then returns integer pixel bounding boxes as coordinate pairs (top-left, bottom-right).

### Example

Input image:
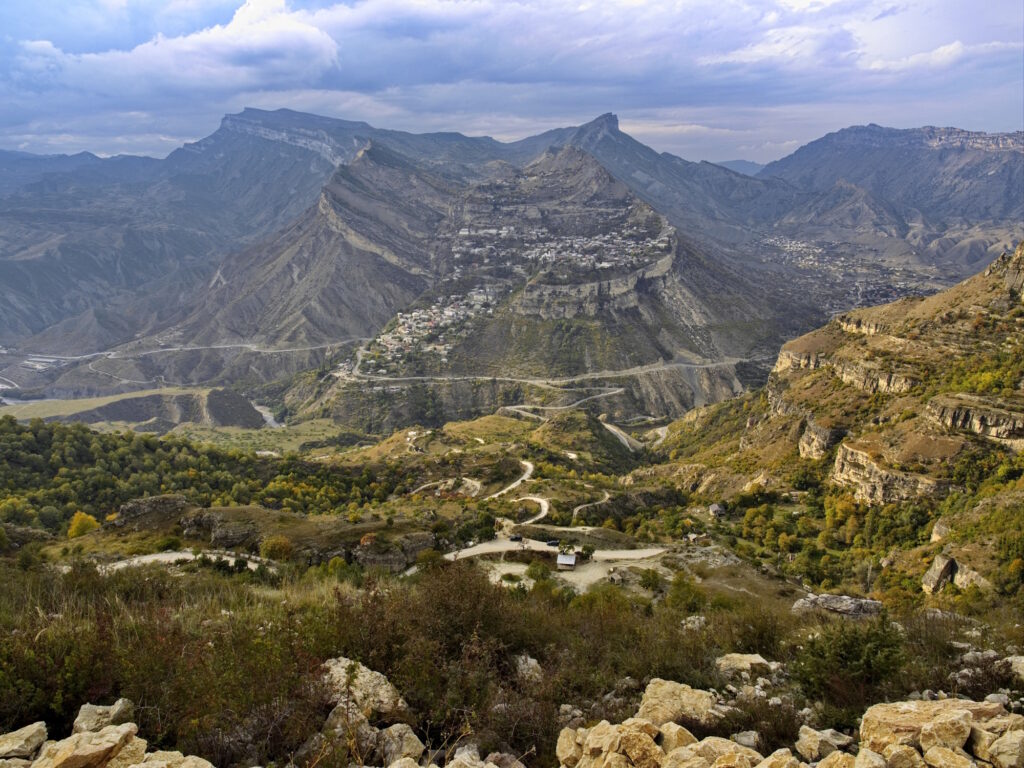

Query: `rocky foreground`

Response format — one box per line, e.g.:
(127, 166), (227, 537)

(2, 654), (1023, 768)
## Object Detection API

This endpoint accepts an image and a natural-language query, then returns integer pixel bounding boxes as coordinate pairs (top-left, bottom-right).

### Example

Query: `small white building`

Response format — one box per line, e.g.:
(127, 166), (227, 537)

(556, 553), (578, 571)
(708, 503), (725, 518)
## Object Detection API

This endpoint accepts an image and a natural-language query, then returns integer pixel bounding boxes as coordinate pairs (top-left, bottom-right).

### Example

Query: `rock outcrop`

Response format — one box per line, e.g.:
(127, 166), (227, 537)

(322, 656), (408, 720)
(922, 554), (958, 595)
(634, 679), (727, 728)
(831, 444), (949, 505)
(791, 593), (883, 616)
(926, 396), (1024, 440)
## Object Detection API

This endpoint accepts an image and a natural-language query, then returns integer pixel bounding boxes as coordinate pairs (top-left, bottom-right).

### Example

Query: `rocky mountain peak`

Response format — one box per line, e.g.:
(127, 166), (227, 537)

(568, 113), (622, 149)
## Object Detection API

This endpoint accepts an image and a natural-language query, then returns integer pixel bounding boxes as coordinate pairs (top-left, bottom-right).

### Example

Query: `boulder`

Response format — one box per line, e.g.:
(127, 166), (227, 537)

(716, 655), (771, 678)
(920, 711), (972, 752)
(660, 723), (698, 752)
(754, 749), (801, 768)
(795, 725), (839, 762)
(732, 733), (760, 752)
(72, 700), (135, 734)
(662, 749), (712, 768)
(922, 555), (957, 595)
(818, 752), (856, 768)
(855, 749), (888, 768)
(31, 724), (137, 768)
(690, 737), (762, 765)
(1006, 657), (1024, 685)
(137, 751), (215, 768)
(514, 654), (543, 685)
(635, 679), (723, 728)
(861, 701), (1007, 752)
(322, 656), (408, 720)
(988, 730), (1024, 768)
(970, 728), (998, 763)
(388, 759), (422, 768)
(883, 744), (927, 768)
(104, 737), (147, 768)
(0, 723), (47, 759)
(987, 716), (1024, 736)
(791, 594), (882, 616)
(484, 752), (528, 768)
(322, 700), (379, 759)
(557, 728), (586, 768)
(711, 755), (751, 768)
(922, 747), (975, 768)
(377, 724), (425, 766)
(618, 725), (663, 768)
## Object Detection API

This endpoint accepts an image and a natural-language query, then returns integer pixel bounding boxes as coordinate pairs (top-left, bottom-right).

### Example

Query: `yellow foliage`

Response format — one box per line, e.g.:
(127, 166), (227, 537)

(68, 511), (100, 539)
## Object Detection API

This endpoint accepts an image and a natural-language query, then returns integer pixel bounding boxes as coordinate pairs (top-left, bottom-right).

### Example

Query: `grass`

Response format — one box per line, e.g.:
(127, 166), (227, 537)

(0, 387), (208, 419)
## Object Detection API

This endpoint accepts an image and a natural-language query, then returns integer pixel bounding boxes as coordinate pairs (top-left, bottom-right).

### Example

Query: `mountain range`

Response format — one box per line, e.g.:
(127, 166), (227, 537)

(0, 110), (1020, 426)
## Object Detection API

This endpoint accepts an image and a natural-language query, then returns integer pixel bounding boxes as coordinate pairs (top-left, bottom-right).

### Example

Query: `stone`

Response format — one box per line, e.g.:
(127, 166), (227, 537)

(691, 737), (762, 765)
(662, 750), (712, 768)
(322, 656), (408, 719)
(795, 726), (838, 761)
(635, 679), (722, 728)
(72, 700), (135, 734)
(922, 747), (975, 768)
(451, 744), (484, 768)
(985, 716), (1024, 736)
(711, 755), (751, 768)
(922, 555), (957, 595)
(818, 753), (856, 768)
(138, 751), (215, 768)
(988, 731), (1024, 768)
(377, 724), (425, 766)
(557, 728), (585, 768)
(791, 594), (883, 617)
(754, 748), (800, 768)
(884, 744), (927, 768)
(0, 760), (31, 768)
(32, 724), (137, 768)
(732, 733), (760, 752)
(0, 723), (47, 759)
(920, 711), (973, 752)
(660, 723), (698, 752)
(1007, 658), (1024, 686)
(104, 737), (147, 768)
(861, 701), (1008, 752)
(388, 759), (420, 768)
(716, 655), (771, 678)
(322, 700), (379, 758)
(856, 750), (888, 768)
(971, 729), (999, 763)
(618, 727), (663, 768)
(514, 654), (543, 685)
(484, 752), (527, 768)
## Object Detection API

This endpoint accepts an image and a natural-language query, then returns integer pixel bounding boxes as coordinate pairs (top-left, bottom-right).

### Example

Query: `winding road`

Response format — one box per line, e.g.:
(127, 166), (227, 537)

(485, 460), (534, 499)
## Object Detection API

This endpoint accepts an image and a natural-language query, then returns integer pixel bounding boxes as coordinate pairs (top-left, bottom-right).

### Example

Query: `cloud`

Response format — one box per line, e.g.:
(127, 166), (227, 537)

(0, 0), (1020, 161)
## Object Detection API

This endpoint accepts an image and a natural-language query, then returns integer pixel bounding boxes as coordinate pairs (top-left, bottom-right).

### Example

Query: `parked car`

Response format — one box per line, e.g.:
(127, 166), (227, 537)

(546, 539), (559, 547)
(510, 534), (523, 542)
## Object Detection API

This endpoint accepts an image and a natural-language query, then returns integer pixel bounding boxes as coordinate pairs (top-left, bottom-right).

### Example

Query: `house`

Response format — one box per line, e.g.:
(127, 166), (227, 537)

(556, 552), (578, 571)
(708, 503), (725, 518)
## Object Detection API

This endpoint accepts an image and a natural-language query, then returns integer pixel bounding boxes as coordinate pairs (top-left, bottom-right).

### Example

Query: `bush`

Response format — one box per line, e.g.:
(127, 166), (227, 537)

(260, 534), (295, 561)
(792, 613), (904, 716)
(67, 511), (100, 539)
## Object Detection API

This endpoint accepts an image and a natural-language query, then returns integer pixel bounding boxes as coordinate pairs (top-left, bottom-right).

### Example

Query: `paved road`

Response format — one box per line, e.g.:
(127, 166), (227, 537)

(572, 491), (610, 522)
(514, 495), (550, 524)
(444, 537), (665, 562)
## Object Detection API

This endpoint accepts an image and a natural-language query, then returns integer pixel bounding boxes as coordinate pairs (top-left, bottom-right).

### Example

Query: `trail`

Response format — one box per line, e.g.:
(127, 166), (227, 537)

(96, 550), (273, 573)
(444, 538), (665, 563)
(514, 496), (550, 525)
(485, 460), (534, 499)
(650, 426), (669, 449)
(601, 420), (643, 452)
(572, 491), (610, 522)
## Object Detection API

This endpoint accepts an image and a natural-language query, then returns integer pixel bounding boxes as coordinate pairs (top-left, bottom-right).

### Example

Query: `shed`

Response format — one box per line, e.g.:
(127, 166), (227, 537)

(708, 503), (725, 518)
(556, 552), (578, 571)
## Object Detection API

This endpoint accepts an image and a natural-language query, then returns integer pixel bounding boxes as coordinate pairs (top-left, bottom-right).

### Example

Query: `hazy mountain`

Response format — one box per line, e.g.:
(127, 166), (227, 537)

(715, 160), (765, 176)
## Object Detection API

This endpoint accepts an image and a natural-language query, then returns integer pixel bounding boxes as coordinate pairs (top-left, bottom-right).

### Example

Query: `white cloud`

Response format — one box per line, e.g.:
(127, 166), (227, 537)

(863, 40), (1022, 72)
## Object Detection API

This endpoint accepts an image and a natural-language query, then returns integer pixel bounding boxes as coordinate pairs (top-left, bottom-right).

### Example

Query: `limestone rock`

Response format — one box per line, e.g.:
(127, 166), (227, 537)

(484, 752), (528, 768)
(322, 656), (408, 719)
(104, 737), (147, 768)
(514, 654), (543, 685)
(378, 724), (425, 766)
(557, 728), (585, 768)
(32, 724), (137, 768)
(754, 749), (801, 768)
(920, 712), (972, 752)
(618, 726), (663, 768)
(0, 759), (31, 768)
(322, 700), (379, 758)
(72, 700), (135, 734)
(795, 725), (839, 762)
(818, 752), (856, 768)
(635, 679), (722, 728)
(861, 701), (1007, 752)
(1006, 657), (1024, 685)
(137, 751), (215, 768)
(986, 716), (1024, 736)
(884, 744), (927, 768)
(660, 723), (698, 753)
(711, 754), (752, 768)
(922, 555), (957, 594)
(662, 749), (712, 768)
(716, 654), (771, 678)
(791, 593), (883, 616)
(988, 731), (1024, 768)
(388, 759), (421, 768)
(690, 737), (762, 765)
(856, 749), (888, 768)
(971, 728), (999, 763)
(0, 723), (47, 759)
(922, 747), (976, 768)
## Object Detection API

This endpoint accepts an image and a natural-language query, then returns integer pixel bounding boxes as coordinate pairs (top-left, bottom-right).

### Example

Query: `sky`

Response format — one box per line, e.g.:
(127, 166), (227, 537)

(0, 0), (1021, 163)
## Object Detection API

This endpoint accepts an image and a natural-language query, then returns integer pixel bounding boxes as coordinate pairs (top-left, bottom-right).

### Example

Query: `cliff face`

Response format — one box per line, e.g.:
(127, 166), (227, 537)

(830, 443), (950, 505)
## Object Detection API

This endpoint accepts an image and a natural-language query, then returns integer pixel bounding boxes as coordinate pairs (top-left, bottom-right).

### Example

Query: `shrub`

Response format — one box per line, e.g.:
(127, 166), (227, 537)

(67, 511), (100, 539)
(260, 534), (295, 561)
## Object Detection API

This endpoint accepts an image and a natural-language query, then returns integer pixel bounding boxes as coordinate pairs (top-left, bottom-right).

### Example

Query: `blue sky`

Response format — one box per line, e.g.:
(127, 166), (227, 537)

(1, 0), (1021, 162)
